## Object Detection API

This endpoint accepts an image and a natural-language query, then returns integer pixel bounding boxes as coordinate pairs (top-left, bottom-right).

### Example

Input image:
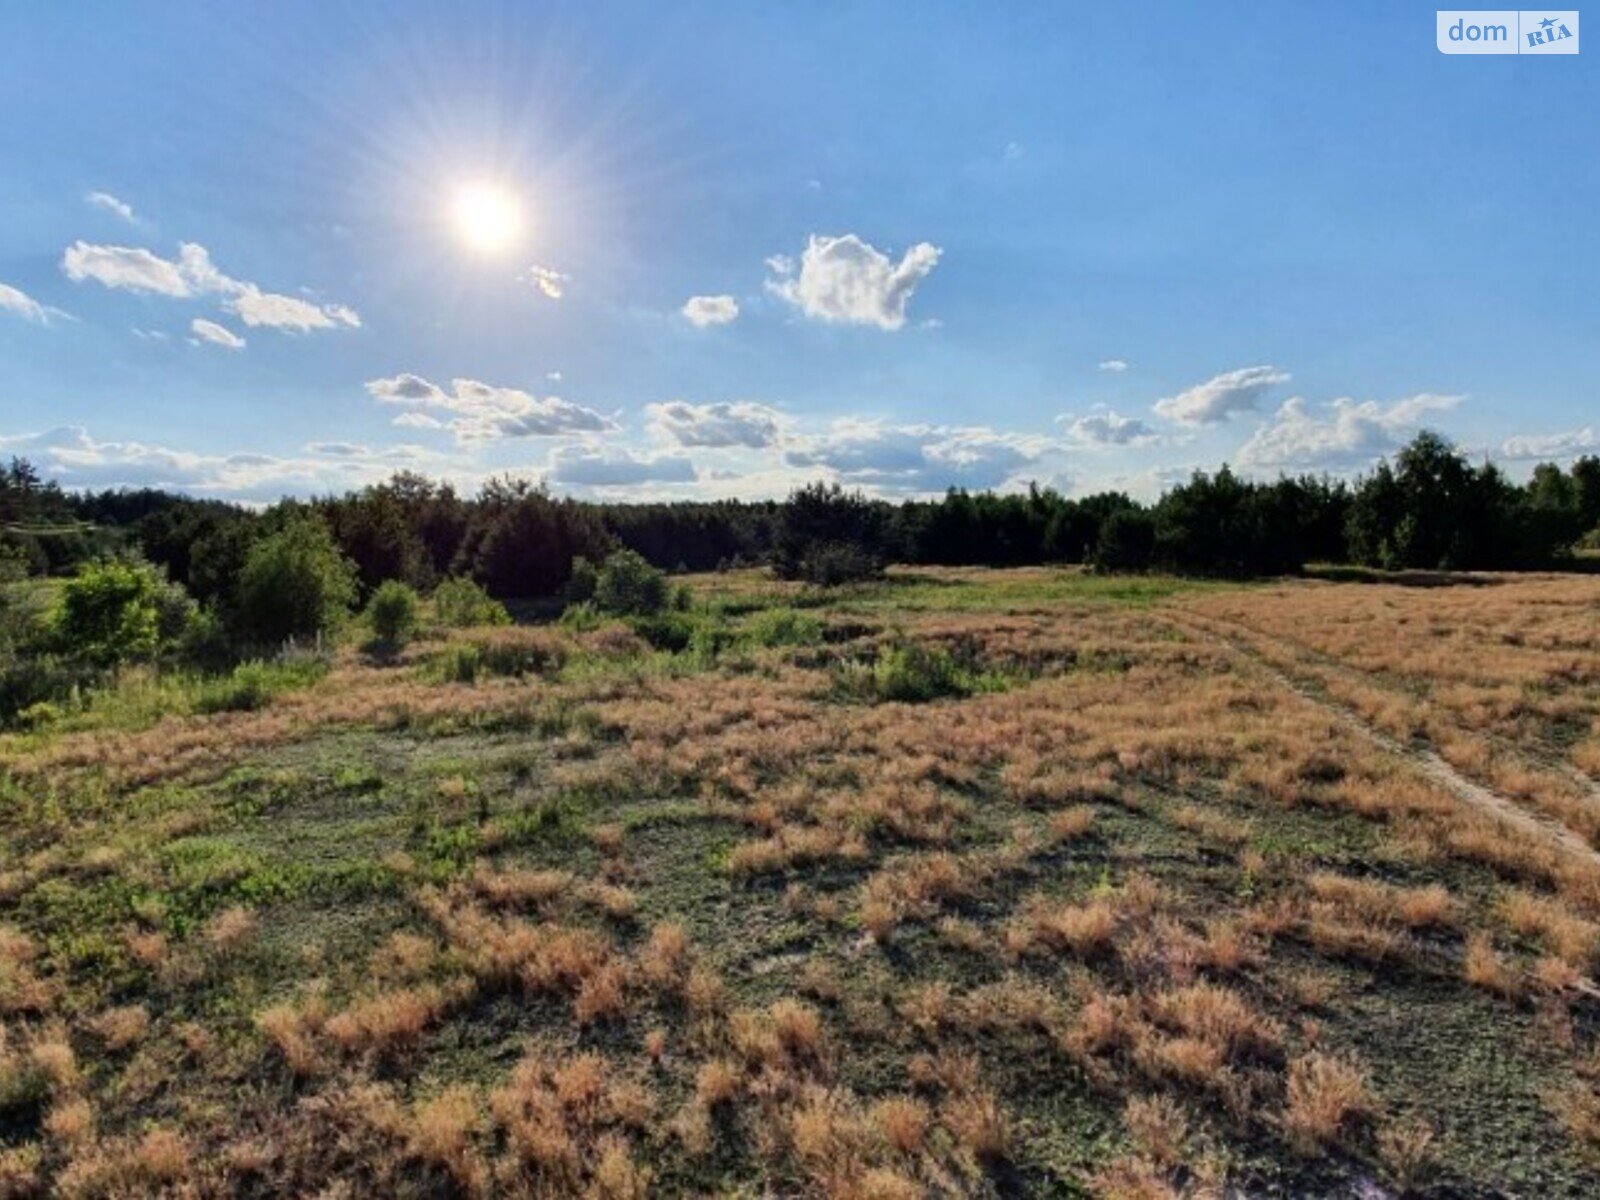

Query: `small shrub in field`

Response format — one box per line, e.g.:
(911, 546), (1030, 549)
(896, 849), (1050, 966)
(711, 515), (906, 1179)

(1284, 1052), (1370, 1154)
(797, 541), (882, 586)
(429, 628), (566, 682)
(1378, 1118), (1437, 1193)
(835, 643), (976, 704)
(53, 557), (168, 667)
(366, 579), (420, 645)
(195, 658), (325, 713)
(1123, 1093), (1190, 1168)
(744, 607), (824, 648)
(432, 576), (510, 628)
(566, 556), (598, 605)
(1463, 933), (1520, 999)
(233, 513), (358, 646)
(593, 550), (669, 617)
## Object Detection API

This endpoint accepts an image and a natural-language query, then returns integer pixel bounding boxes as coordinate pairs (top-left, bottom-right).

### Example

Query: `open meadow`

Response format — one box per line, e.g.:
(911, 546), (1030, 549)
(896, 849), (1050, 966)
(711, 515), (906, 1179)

(2, 566), (1599, 1197)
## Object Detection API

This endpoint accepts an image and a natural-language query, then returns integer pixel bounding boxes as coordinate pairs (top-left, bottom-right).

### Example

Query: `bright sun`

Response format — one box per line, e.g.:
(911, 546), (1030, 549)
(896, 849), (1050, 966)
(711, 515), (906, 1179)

(451, 182), (524, 255)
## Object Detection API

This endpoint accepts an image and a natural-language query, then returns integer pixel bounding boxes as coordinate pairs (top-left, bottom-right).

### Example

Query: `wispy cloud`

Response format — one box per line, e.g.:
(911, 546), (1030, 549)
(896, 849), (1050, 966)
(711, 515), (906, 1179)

(60, 239), (360, 332)
(85, 191), (136, 223)
(1501, 426), (1598, 460)
(1098, 358), (1130, 373)
(189, 317), (246, 350)
(520, 265), (568, 300)
(0, 281), (53, 323)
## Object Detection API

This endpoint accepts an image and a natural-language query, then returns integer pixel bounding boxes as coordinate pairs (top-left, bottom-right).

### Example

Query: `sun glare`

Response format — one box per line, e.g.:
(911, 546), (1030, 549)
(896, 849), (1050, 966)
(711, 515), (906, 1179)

(451, 182), (524, 255)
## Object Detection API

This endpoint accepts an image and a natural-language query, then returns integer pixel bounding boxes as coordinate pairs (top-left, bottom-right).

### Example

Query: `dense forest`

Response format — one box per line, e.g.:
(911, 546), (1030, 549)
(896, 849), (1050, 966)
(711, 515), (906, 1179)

(2, 431), (1597, 725)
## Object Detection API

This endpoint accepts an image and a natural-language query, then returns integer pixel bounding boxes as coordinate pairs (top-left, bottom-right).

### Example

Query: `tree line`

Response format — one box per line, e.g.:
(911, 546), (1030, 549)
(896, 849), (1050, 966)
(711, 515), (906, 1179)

(4, 432), (1597, 606)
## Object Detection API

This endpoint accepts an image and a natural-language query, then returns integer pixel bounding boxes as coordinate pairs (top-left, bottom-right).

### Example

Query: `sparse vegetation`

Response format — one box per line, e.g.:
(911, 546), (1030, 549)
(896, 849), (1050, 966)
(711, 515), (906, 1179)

(1, 509), (1599, 1193)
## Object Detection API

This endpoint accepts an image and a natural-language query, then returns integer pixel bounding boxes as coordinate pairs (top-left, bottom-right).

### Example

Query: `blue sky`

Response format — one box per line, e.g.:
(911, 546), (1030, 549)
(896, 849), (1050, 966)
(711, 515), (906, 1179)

(1, 1), (1595, 502)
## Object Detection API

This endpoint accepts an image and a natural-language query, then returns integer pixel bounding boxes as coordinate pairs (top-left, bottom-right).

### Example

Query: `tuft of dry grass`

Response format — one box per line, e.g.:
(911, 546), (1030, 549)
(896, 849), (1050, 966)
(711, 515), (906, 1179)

(1283, 1052), (1371, 1155)
(1463, 933), (1521, 1000)
(205, 905), (259, 957)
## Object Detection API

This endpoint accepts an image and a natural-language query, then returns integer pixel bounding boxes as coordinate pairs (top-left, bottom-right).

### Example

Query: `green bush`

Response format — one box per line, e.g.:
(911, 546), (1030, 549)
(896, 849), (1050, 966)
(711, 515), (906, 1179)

(566, 557), (598, 605)
(432, 577), (510, 628)
(54, 558), (179, 667)
(832, 643), (1002, 704)
(427, 629), (567, 683)
(366, 580), (420, 645)
(796, 541), (882, 587)
(744, 608), (824, 647)
(233, 514), (358, 646)
(194, 658), (327, 713)
(593, 550), (669, 617)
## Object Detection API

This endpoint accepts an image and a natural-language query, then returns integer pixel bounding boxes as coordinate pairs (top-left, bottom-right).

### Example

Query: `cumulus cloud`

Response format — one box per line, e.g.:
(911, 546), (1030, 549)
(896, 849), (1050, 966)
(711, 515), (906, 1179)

(681, 294), (739, 327)
(62, 241), (190, 296)
(366, 373), (616, 443)
(647, 400), (782, 449)
(0, 282), (48, 323)
(1236, 393), (1462, 470)
(766, 234), (941, 330)
(189, 318), (245, 350)
(59, 239), (360, 332)
(520, 265), (568, 300)
(85, 191), (136, 223)
(545, 444), (697, 489)
(1501, 426), (1598, 460)
(1098, 359), (1130, 373)
(784, 420), (1050, 494)
(1154, 365), (1290, 425)
(0, 425), (436, 502)
(1061, 410), (1159, 447)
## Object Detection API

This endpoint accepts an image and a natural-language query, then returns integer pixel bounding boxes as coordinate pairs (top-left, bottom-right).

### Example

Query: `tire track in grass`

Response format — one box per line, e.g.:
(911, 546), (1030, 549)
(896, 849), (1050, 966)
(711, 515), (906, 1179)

(1162, 611), (1600, 871)
(1182, 607), (1600, 843)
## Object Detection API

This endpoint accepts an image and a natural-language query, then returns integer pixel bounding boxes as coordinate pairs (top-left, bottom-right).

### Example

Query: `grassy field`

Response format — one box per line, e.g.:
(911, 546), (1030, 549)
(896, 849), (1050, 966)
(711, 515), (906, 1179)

(2, 566), (1599, 1197)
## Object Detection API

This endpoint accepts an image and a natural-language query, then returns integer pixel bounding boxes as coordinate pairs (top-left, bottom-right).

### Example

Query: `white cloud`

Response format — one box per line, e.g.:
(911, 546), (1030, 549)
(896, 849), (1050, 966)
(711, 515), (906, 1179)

(59, 239), (360, 332)
(366, 373), (616, 443)
(1236, 393), (1462, 470)
(62, 241), (190, 296)
(1154, 365), (1290, 425)
(0, 282), (48, 323)
(85, 191), (136, 223)
(681, 294), (739, 327)
(784, 420), (1051, 494)
(1061, 410), (1159, 447)
(682, 294), (739, 327)
(520, 265), (568, 300)
(648, 400), (782, 449)
(189, 318), (245, 350)
(0, 425), (440, 502)
(545, 444), (697, 489)
(305, 441), (367, 457)
(1501, 426), (1598, 460)
(226, 288), (359, 332)
(766, 233), (941, 330)
(1098, 359), (1130, 373)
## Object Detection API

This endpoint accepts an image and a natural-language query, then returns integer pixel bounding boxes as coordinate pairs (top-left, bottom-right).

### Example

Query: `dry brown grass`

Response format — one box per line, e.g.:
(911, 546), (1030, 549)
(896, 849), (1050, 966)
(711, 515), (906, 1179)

(1283, 1052), (1371, 1155)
